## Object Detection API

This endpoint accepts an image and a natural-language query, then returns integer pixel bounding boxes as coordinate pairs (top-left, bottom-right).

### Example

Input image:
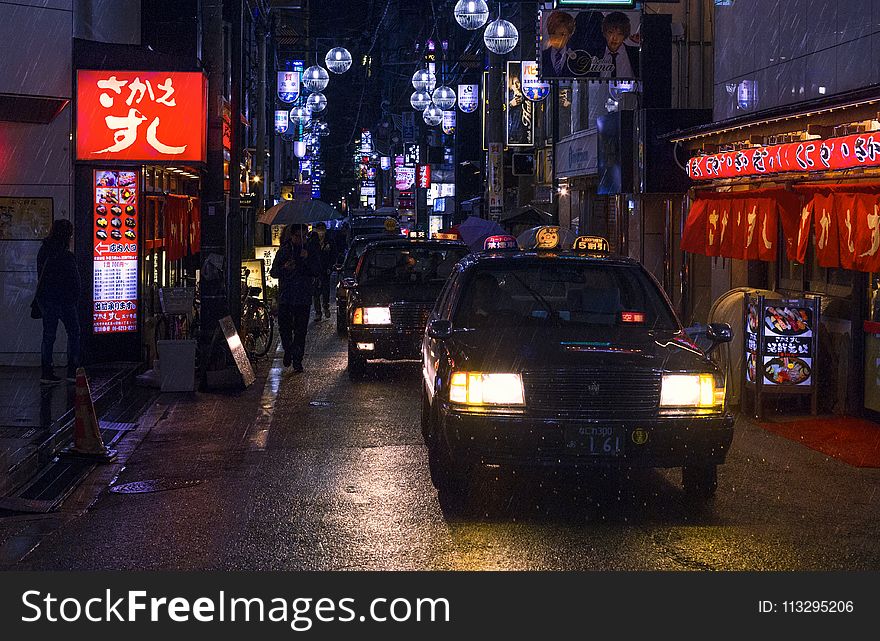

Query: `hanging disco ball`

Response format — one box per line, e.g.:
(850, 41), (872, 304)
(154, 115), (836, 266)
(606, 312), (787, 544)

(410, 90), (432, 111)
(431, 85), (456, 111)
(423, 103), (443, 127)
(484, 17), (518, 55)
(302, 65), (329, 92)
(290, 106), (311, 125)
(307, 92), (327, 113)
(325, 47), (352, 74)
(411, 68), (437, 93)
(454, 0), (489, 30)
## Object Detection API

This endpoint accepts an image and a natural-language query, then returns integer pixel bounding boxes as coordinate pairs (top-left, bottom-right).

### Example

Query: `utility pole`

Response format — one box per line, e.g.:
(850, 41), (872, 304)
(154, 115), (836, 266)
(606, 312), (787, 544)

(200, 0), (228, 372)
(485, 50), (505, 220)
(256, 19), (268, 227)
(227, 0), (243, 328)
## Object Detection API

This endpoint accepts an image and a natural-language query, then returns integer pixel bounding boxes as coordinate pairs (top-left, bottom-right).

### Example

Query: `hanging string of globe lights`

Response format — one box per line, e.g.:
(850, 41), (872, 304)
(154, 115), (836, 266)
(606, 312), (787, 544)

(453, 0), (489, 30)
(452, 1), (518, 55)
(325, 47), (352, 74)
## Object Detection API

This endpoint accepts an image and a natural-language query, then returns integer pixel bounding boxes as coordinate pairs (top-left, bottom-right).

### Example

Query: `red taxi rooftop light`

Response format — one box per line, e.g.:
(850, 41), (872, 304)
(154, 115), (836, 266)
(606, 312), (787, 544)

(483, 234), (518, 250)
(620, 311), (646, 324)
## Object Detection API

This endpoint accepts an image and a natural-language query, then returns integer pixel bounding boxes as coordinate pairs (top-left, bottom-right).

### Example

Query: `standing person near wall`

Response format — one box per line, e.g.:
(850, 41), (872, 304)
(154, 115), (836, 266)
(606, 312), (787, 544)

(311, 222), (334, 322)
(270, 224), (320, 373)
(35, 219), (81, 384)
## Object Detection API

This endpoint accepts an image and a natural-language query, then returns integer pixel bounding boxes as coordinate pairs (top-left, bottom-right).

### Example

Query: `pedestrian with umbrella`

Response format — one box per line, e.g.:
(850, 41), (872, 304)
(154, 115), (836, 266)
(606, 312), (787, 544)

(270, 224), (320, 372)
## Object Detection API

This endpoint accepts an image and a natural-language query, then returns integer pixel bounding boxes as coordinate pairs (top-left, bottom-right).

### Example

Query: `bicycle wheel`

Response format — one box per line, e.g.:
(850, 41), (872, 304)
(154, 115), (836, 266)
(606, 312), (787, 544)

(247, 300), (274, 358)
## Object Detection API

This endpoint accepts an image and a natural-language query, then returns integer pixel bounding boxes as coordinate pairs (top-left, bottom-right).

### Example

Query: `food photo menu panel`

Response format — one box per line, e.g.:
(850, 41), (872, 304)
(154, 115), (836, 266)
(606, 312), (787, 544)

(92, 170), (138, 333)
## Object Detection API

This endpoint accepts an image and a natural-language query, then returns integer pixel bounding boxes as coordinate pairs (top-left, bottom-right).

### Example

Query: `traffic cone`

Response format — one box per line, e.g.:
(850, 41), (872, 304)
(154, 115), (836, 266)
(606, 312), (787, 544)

(63, 367), (117, 463)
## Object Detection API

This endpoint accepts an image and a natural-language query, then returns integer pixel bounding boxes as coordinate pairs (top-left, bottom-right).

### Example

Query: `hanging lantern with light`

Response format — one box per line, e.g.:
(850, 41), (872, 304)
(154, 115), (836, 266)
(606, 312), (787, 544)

(454, 0), (489, 30)
(431, 85), (456, 111)
(410, 90), (432, 111)
(293, 141), (307, 158)
(290, 106), (311, 125)
(324, 47), (352, 74)
(484, 14), (518, 55)
(307, 92), (327, 113)
(302, 65), (329, 92)
(411, 68), (437, 93)
(423, 103), (443, 126)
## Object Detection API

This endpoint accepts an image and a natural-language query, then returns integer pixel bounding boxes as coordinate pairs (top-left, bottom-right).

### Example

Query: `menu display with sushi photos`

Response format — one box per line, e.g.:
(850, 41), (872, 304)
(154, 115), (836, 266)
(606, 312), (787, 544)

(762, 304), (814, 386)
(93, 169), (138, 333)
(744, 294), (820, 418)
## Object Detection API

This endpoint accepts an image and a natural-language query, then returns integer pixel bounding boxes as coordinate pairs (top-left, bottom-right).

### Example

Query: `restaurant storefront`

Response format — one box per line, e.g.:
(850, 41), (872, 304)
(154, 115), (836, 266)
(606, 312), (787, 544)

(672, 88), (880, 417)
(73, 51), (207, 367)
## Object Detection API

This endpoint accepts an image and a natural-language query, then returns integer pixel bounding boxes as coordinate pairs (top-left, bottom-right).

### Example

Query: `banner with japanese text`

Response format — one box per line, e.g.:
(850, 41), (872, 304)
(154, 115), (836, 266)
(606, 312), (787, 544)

(77, 70), (208, 163)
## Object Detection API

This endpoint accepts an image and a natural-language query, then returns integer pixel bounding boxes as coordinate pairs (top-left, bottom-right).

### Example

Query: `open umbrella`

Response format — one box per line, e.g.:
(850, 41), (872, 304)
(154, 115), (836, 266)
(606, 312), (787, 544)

(259, 199), (342, 225)
(453, 215), (507, 251)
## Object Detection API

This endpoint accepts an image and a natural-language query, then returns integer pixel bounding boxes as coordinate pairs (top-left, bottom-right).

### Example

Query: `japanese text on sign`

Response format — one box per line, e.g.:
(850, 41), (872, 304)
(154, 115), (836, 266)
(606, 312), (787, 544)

(77, 70), (207, 162)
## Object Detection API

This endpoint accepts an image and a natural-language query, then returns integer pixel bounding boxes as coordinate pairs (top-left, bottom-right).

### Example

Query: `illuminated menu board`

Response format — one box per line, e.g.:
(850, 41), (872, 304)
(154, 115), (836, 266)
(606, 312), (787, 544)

(92, 169), (138, 333)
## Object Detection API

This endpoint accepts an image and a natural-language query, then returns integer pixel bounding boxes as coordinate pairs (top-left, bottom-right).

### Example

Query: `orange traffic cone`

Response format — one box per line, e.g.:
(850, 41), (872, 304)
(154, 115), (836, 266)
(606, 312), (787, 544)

(64, 367), (117, 463)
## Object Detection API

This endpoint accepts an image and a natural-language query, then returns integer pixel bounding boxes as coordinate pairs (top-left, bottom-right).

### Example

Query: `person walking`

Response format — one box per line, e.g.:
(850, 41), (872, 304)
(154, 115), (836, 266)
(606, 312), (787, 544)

(270, 224), (319, 372)
(35, 219), (81, 384)
(311, 222), (334, 322)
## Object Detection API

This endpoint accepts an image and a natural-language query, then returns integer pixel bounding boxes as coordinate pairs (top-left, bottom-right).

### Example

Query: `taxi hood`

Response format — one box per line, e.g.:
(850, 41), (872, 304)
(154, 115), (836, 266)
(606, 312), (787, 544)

(446, 326), (714, 373)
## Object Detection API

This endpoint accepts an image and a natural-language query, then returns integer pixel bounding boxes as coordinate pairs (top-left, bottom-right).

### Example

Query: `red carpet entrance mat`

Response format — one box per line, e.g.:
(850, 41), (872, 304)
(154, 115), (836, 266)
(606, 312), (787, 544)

(758, 416), (880, 468)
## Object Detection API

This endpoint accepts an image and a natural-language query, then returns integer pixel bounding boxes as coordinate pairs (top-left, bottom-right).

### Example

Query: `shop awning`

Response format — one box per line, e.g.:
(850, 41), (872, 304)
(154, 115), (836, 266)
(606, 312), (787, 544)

(681, 189), (800, 262)
(682, 185), (880, 272)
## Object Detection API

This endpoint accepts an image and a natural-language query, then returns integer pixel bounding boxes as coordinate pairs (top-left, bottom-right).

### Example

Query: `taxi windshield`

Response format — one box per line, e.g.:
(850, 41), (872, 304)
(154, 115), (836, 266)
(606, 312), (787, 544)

(454, 262), (679, 330)
(343, 238), (375, 271)
(359, 246), (468, 285)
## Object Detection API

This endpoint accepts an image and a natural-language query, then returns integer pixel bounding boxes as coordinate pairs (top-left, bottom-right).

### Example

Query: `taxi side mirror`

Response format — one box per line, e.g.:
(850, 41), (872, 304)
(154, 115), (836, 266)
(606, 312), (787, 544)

(707, 322), (732, 344)
(341, 277), (357, 289)
(427, 319), (453, 340)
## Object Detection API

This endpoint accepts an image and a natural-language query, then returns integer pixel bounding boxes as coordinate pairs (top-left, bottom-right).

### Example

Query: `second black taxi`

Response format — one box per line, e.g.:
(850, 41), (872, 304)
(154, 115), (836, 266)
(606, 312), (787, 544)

(345, 237), (470, 379)
(420, 230), (735, 508)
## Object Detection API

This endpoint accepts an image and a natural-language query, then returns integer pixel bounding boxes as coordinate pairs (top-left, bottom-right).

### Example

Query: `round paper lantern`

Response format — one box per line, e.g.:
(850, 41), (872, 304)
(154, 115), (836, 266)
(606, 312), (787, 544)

(423, 103), (443, 126)
(307, 92), (327, 113)
(325, 47), (352, 74)
(411, 68), (437, 93)
(454, 0), (489, 30)
(302, 65), (329, 92)
(432, 85), (456, 111)
(410, 90), (432, 111)
(484, 17), (518, 55)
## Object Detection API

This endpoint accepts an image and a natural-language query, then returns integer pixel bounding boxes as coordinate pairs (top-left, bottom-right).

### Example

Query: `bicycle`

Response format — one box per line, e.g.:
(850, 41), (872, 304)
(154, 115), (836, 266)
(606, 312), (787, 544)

(240, 267), (274, 360)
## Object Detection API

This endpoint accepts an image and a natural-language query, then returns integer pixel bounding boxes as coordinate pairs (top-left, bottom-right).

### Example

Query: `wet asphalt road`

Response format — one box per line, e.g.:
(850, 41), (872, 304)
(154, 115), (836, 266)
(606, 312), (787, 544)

(10, 312), (880, 570)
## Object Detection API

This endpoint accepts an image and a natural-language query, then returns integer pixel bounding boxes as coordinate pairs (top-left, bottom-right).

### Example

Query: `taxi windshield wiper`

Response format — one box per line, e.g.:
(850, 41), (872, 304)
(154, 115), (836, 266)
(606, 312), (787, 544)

(510, 273), (557, 321)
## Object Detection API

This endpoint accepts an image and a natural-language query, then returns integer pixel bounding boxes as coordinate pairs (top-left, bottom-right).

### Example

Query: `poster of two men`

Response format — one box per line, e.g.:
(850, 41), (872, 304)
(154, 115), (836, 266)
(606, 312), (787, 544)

(539, 9), (641, 80)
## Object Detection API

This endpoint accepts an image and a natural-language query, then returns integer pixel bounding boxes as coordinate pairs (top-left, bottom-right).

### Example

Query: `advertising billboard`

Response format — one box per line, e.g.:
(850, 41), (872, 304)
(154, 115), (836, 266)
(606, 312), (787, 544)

(538, 8), (641, 80)
(77, 70), (208, 163)
(458, 84), (479, 113)
(506, 61), (535, 147)
(277, 70), (301, 103)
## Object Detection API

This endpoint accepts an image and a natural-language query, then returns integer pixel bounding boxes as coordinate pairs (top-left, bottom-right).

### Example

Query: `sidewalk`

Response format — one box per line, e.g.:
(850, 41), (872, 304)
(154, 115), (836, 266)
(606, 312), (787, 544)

(0, 363), (140, 501)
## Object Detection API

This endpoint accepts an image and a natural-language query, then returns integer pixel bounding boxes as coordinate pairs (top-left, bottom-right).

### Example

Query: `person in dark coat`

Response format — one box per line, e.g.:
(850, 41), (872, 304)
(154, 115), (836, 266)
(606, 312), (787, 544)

(310, 222), (335, 321)
(36, 219), (81, 384)
(270, 224), (320, 372)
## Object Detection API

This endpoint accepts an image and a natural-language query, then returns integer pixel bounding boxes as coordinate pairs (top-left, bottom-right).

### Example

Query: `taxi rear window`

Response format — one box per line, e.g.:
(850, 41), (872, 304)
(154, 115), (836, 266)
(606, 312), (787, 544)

(359, 247), (469, 285)
(453, 263), (678, 329)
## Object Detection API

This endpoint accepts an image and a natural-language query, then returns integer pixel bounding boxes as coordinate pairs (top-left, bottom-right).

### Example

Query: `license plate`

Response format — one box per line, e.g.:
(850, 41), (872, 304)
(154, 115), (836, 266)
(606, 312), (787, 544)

(564, 426), (624, 456)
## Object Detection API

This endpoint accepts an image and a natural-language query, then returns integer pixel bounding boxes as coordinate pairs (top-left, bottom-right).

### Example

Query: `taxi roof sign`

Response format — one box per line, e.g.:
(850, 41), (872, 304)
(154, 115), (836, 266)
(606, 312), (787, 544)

(571, 236), (610, 254)
(483, 234), (518, 251)
(434, 231), (460, 240)
(534, 226), (561, 251)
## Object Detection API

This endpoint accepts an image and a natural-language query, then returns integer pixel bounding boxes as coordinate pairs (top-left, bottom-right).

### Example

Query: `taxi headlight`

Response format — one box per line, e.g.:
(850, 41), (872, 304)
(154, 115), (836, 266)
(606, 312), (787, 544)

(352, 306), (392, 325)
(449, 372), (525, 406)
(660, 373), (722, 408)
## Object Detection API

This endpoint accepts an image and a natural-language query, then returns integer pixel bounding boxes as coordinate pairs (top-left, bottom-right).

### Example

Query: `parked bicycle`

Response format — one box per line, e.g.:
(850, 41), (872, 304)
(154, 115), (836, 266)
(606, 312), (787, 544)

(240, 266), (274, 360)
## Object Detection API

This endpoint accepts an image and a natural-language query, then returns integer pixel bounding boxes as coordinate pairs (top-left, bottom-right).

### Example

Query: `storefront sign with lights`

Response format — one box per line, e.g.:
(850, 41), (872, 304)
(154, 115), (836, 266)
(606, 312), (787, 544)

(77, 70), (207, 163)
(687, 132), (880, 180)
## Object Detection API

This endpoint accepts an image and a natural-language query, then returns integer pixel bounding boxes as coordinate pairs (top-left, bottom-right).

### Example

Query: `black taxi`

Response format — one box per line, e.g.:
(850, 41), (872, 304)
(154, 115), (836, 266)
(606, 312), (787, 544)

(420, 229), (734, 504)
(346, 237), (470, 379)
(336, 232), (403, 334)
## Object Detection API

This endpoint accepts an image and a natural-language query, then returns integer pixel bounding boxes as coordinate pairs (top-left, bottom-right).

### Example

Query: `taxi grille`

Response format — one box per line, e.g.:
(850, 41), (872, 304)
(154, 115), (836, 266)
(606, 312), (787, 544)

(390, 302), (433, 331)
(523, 369), (661, 417)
